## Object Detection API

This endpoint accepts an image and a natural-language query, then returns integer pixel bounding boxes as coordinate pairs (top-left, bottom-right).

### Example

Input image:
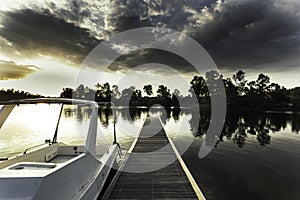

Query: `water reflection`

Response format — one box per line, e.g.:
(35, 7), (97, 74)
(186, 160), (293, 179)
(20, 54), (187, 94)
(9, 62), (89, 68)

(73, 107), (300, 149)
(98, 107), (113, 128)
(2, 105), (300, 159)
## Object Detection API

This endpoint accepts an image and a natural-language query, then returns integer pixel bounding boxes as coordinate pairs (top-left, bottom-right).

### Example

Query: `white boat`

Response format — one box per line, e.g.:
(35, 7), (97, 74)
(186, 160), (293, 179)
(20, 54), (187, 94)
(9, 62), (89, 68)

(0, 98), (120, 200)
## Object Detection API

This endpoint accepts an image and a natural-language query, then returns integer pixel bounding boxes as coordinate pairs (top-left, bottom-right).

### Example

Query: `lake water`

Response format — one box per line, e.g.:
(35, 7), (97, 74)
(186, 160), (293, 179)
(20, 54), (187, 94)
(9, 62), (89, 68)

(0, 105), (299, 200)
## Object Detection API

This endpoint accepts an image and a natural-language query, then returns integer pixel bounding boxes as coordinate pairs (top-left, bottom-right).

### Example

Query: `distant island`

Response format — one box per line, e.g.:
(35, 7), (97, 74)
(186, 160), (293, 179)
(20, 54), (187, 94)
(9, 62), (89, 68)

(1, 70), (300, 111)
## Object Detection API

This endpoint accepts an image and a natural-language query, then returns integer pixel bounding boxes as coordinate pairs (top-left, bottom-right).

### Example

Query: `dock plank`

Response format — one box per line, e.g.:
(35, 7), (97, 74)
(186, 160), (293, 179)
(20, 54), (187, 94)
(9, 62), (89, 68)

(106, 117), (203, 199)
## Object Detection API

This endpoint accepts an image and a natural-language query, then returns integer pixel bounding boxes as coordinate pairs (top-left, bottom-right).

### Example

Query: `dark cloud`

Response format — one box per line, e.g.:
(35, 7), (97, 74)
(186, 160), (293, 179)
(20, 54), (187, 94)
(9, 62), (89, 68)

(183, 0), (300, 70)
(105, 0), (151, 33)
(101, 0), (300, 72)
(43, 0), (92, 25)
(0, 9), (100, 64)
(0, 60), (40, 80)
(109, 48), (195, 74)
(1, 0), (300, 74)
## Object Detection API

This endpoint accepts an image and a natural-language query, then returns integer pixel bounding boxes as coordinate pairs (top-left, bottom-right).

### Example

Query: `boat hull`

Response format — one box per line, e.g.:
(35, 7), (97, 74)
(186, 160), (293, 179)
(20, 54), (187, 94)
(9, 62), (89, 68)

(0, 144), (119, 200)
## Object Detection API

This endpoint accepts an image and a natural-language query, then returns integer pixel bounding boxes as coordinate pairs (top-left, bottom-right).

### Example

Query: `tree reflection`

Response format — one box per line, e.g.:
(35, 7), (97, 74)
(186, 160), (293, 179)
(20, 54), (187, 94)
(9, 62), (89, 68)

(98, 107), (112, 128)
(187, 110), (297, 148)
(291, 114), (300, 133)
(267, 114), (287, 132)
(189, 108), (210, 137)
(233, 124), (247, 148)
(62, 106), (299, 147)
(129, 107), (143, 122)
(172, 108), (181, 122)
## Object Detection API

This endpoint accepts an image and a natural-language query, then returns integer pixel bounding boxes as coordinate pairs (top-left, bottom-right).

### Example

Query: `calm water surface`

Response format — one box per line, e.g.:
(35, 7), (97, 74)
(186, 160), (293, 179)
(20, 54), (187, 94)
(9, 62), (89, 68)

(0, 105), (299, 200)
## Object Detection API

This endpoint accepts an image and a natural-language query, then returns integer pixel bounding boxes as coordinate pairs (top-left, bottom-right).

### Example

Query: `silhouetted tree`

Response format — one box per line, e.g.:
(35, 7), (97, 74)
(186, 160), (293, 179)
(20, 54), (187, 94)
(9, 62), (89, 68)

(223, 78), (238, 100)
(255, 73), (271, 95)
(232, 70), (247, 96)
(102, 82), (112, 101)
(268, 83), (287, 105)
(143, 85), (153, 96)
(189, 76), (208, 98)
(132, 89), (142, 98)
(52, 70), (299, 111)
(172, 89), (181, 107)
(247, 80), (256, 96)
(0, 88), (42, 101)
(157, 85), (171, 98)
(290, 87), (300, 109)
(60, 87), (74, 98)
(95, 82), (112, 102)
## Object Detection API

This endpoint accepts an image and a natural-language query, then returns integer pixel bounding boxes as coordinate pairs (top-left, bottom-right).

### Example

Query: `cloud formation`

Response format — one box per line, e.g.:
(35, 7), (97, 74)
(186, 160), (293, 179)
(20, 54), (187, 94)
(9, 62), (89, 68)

(0, 0), (299, 73)
(0, 60), (41, 80)
(184, 0), (300, 69)
(0, 9), (100, 64)
(104, 0), (300, 73)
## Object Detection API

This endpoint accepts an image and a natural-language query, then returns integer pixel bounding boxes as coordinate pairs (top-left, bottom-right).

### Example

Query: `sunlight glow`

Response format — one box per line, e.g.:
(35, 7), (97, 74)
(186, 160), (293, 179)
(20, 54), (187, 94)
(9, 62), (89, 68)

(0, 104), (61, 156)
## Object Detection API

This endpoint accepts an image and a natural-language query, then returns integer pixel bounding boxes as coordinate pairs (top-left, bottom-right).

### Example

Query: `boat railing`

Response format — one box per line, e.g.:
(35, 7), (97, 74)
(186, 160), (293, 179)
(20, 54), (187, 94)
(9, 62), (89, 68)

(0, 98), (119, 157)
(23, 140), (52, 155)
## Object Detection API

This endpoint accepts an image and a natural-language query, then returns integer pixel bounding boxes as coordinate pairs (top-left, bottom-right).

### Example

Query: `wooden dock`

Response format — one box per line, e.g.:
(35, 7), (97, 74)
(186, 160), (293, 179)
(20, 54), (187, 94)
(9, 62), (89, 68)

(103, 117), (205, 199)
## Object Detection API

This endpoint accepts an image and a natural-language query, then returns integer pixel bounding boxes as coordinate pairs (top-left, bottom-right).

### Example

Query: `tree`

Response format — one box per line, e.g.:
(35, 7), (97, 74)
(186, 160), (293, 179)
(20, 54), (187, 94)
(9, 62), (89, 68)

(75, 84), (85, 99)
(157, 85), (171, 98)
(172, 89), (181, 107)
(132, 89), (142, 98)
(102, 82), (112, 101)
(112, 85), (121, 99)
(232, 70), (247, 96)
(189, 76), (208, 98)
(223, 78), (238, 98)
(95, 83), (103, 101)
(60, 87), (74, 98)
(143, 85), (153, 96)
(0, 88), (42, 101)
(172, 89), (181, 98)
(255, 73), (270, 95)
(205, 70), (223, 96)
(247, 80), (256, 95)
(121, 86), (136, 97)
(289, 87), (300, 109)
(84, 87), (95, 100)
(95, 82), (112, 102)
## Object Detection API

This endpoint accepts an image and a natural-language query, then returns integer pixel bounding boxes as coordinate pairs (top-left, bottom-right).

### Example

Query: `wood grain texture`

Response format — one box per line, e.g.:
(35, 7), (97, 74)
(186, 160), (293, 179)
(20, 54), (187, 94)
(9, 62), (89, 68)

(106, 117), (199, 199)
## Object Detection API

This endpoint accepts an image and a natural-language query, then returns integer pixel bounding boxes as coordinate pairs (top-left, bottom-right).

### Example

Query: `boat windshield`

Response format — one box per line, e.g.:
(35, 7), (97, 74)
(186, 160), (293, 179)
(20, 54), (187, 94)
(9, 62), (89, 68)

(0, 103), (92, 158)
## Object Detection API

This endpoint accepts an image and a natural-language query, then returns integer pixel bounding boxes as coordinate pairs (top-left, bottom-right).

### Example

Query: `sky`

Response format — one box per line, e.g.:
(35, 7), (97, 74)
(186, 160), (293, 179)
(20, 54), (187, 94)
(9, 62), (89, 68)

(0, 0), (300, 96)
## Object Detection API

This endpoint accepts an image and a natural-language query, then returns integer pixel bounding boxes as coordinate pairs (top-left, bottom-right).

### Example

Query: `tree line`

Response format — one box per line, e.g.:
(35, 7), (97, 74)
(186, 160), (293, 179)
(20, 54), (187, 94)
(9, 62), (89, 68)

(0, 88), (43, 101)
(59, 70), (300, 110)
(1, 70), (299, 110)
(59, 82), (182, 107)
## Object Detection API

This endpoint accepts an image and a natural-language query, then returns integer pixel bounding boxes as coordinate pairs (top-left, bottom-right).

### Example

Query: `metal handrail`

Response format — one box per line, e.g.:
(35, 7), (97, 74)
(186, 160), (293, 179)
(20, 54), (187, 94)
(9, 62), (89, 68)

(23, 140), (52, 154)
(0, 98), (98, 106)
